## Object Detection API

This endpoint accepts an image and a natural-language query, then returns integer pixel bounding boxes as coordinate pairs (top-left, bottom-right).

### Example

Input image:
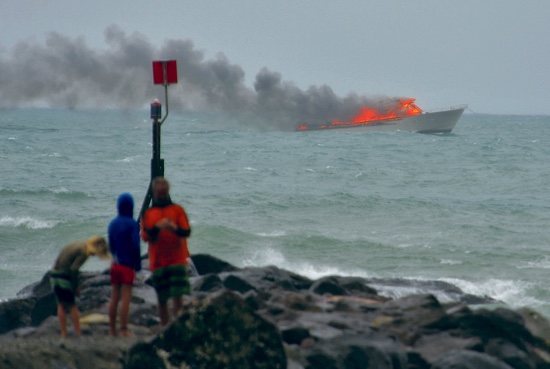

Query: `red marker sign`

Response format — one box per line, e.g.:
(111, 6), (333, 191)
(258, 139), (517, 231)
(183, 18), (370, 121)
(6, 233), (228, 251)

(152, 60), (178, 85)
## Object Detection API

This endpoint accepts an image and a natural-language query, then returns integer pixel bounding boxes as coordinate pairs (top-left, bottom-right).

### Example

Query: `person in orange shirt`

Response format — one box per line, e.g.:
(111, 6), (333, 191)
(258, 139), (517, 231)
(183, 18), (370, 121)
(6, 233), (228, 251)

(141, 177), (191, 326)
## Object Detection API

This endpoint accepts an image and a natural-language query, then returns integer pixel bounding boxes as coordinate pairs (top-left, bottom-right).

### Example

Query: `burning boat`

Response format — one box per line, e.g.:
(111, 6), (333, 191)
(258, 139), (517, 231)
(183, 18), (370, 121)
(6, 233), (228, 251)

(296, 99), (467, 133)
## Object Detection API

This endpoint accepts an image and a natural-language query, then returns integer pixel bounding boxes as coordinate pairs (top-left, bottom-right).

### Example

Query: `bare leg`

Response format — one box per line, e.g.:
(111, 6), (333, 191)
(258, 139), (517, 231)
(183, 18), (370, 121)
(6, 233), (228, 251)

(109, 284), (121, 336)
(172, 296), (183, 318)
(69, 305), (81, 337)
(119, 284), (133, 336)
(158, 302), (169, 327)
(57, 303), (68, 338)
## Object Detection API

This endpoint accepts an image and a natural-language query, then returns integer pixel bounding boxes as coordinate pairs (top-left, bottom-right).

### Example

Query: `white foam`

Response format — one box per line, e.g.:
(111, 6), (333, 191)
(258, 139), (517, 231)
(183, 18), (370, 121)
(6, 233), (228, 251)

(116, 155), (141, 163)
(440, 259), (463, 265)
(396, 243), (415, 248)
(40, 152), (61, 157)
(241, 248), (370, 280)
(256, 231), (286, 237)
(8, 137), (16, 140)
(238, 248), (544, 310)
(370, 284), (436, 301)
(243, 167), (257, 171)
(242, 248), (286, 267)
(0, 216), (58, 229)
(516, 257), (550, 269)
(439, 277), (542, 308)
(49, 187), (69, 194)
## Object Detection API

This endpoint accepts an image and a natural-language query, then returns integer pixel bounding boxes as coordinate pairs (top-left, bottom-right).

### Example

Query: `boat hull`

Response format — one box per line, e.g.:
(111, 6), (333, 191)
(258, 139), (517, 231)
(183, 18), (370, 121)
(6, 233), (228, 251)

(298, 105), (467, 133)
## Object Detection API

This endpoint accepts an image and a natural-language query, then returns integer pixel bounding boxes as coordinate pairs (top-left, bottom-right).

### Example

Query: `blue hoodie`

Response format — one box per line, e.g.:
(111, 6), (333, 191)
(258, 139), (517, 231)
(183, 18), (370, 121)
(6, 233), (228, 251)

(108, 193), (141, 271)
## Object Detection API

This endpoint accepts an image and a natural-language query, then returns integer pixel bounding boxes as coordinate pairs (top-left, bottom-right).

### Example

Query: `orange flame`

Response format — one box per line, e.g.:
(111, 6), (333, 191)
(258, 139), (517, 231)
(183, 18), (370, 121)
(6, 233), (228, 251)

(331, 98), (423, 128)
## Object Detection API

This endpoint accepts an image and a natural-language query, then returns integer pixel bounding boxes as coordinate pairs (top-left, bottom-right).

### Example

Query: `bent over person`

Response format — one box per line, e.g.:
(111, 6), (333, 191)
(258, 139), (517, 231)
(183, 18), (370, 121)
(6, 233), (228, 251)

(50, 236), (110, 337)
(141, 177), (191, 326)
(108, 193), (141, 337)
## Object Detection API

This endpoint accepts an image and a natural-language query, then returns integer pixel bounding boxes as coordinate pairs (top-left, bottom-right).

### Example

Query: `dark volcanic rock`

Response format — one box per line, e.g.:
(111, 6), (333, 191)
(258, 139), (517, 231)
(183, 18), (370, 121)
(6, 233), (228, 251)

(412, 332), (483, 364)
(223, 274), (257, 293)
(334, 276), (379, 296)
(77, 273), (113, 311)
(30, 293), (56, 326)
(0, 335), (140, 369)
(0, 297), (35, 334)
(3, 253), (550, 369)
(429, 308), (539, 349)
(190, 253), (239, 274)
(124, 342), (167, 369)
(485, 338), (535, 369)
(243, 290), (267, 311)
(282, 326), (311, 345)
(431, 349), (515, 369)
(16, 271), (52, 299)
(517, 307), (550, 346)
(193, 273), (224, 292)
(15, 271), (56, 327)
(303, 333), (407, 369)
(147, 290), (287, 369)
(222, 266), (313, 293)
(311, 277), (348, 296)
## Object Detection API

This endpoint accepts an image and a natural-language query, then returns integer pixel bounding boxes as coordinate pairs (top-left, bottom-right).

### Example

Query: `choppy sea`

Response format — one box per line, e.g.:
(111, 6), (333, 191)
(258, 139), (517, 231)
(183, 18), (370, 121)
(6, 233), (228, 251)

(1, 109), (550, 316)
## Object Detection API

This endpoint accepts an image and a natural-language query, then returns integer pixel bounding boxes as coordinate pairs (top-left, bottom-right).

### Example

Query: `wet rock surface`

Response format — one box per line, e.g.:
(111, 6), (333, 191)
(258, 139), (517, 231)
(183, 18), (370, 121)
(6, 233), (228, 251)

(0, 253), (549, 369)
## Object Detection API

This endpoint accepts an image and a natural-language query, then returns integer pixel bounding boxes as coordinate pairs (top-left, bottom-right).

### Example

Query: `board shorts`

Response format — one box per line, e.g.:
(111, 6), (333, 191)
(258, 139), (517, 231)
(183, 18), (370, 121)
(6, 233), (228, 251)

(152, 264), (190, 304)
(111, 263), (136, 285)
(50, 270), (77, 306)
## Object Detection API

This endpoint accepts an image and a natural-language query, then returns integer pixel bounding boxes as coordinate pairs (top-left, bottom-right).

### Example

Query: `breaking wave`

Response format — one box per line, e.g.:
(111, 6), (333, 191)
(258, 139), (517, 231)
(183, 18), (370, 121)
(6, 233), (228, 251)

(0, 187), (92, 198)
(0, 216), (59, 229)
(241, 247), (371, 280)
(439, 277), (544, 309)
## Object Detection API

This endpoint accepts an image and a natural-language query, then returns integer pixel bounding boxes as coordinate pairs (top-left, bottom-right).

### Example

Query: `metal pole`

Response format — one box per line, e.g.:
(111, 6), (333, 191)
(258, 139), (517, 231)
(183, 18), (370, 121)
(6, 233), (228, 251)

(160, 84), (169, 125)
(139, 102), (165, 220)
(140, 59), (176, 220)
(151, 117), (165, 179)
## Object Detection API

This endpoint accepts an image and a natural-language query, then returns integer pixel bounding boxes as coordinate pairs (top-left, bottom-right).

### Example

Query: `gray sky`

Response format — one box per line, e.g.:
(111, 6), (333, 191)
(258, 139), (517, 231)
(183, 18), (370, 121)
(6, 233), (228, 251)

(1, 1), (549, 115)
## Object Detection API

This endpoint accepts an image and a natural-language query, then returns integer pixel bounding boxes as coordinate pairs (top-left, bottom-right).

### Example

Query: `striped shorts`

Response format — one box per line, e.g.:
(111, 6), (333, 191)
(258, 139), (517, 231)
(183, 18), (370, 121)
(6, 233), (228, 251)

(152, 264), (190, 304)
(50, 270), (77, 306)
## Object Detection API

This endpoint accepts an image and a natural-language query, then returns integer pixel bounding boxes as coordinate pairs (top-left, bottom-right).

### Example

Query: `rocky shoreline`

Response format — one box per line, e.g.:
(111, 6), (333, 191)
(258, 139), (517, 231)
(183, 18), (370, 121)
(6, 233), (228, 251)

(1, 254), (550, 369)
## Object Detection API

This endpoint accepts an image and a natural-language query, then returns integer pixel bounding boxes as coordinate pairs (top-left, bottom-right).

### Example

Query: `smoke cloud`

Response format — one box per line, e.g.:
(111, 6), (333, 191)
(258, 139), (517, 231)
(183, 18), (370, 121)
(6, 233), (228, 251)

(0, 25), (394, 130)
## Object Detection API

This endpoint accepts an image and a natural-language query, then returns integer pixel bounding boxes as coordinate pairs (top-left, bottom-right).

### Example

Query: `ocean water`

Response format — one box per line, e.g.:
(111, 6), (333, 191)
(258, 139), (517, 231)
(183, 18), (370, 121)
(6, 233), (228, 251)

(1, 109), (550, 317)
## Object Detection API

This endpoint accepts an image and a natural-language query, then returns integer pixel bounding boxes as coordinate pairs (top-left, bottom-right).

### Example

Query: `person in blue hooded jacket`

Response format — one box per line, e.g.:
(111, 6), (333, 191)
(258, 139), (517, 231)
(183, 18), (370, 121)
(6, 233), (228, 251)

(108, 193), (141, 336)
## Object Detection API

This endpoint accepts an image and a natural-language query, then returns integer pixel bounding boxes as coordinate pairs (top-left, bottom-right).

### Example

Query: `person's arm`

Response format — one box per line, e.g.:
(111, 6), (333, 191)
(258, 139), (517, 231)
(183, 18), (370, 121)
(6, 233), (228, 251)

(142, 225), (160, 241)
(173, 227), (191, 237)
(140, 212), (160, 242)
(152, 218), (187, 237)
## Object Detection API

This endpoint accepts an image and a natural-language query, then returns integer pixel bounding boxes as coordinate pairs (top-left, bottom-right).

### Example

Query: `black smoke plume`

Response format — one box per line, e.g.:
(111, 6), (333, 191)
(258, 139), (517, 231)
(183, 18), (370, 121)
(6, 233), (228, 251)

(0, 25), (390, 130)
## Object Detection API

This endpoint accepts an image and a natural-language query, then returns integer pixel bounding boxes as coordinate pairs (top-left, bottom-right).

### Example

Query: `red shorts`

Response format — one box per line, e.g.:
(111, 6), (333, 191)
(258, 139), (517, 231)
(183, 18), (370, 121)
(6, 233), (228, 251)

(110, 263), (135, 285)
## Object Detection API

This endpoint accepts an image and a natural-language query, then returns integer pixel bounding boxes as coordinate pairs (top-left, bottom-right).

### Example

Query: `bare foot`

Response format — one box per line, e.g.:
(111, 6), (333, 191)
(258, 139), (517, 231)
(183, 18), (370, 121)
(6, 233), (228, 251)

(120, 327), (134, 337)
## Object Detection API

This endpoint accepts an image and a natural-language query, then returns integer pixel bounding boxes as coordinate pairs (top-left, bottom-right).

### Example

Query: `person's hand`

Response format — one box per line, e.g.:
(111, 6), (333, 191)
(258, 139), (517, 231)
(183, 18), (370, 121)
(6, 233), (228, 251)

(156, 218), (177, 231)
